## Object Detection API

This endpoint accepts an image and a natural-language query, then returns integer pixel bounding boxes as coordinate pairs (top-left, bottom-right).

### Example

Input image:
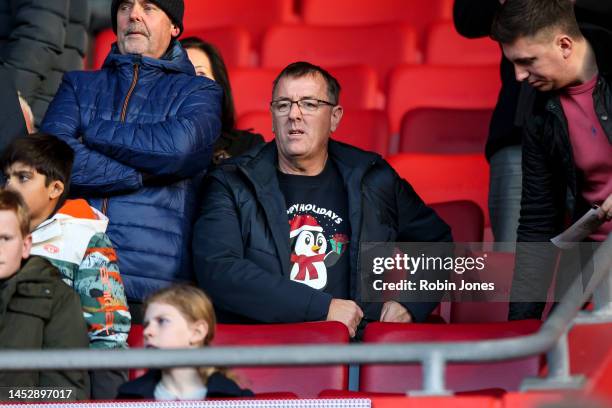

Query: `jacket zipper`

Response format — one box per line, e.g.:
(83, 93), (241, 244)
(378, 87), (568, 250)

(102, 63), (140, 215)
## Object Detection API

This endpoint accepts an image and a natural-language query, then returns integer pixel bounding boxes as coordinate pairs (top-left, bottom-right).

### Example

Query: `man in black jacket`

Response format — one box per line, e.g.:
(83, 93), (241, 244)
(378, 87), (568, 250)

(193, 62), (452, 337)
(453, 0), (612, 252)
(490, 0), (612, 320)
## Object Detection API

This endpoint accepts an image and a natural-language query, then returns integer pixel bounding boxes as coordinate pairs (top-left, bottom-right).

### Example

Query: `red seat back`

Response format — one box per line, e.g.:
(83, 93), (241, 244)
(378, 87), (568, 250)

(429, 200), (484, 242)
(213, 322), (349, 398)
(92, 29), (116, 70)
(361, 321), (542, 393)
(386, 153), (490, 226)
(261, 24), (420, 85)
(587, 347), (612, 401)
(183, 0), (298, 48)
(399, 108), (493, 154)
(569, 323), (612, 378)
(387, 65), (500, 134)
(127, 324), (146, 380)
(301, 0), (453, 38)
(236, 112), (273, 141)
(182, 27), (253, 68)
(425, 21), (500, 65)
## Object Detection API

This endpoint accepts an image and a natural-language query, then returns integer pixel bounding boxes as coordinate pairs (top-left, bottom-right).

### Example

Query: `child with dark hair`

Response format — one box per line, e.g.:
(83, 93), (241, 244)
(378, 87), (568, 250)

(1, 133), (131, 399)
(117, 284), (253, 400)
(0, 189), (90, 399)
(180, 37), (264, 163)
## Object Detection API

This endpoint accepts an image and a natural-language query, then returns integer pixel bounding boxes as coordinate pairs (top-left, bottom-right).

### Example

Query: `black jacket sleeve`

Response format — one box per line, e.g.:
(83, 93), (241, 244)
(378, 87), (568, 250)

(193, 174), (333, 323)
(509, 120), (566, 320)
(2, 0), (69, 101)
(453, 0), (501, 39)
(0, 67), (26, 154)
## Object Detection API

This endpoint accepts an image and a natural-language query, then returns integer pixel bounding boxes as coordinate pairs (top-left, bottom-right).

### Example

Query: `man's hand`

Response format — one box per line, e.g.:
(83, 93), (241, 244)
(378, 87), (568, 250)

(599, 194), (612, 222)
(380, 301), (413, 323)
(326, 299), (363, 337)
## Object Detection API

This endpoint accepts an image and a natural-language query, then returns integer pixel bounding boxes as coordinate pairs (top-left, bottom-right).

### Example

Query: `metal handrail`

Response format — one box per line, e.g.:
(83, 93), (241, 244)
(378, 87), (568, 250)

(0, 236), (610, 395)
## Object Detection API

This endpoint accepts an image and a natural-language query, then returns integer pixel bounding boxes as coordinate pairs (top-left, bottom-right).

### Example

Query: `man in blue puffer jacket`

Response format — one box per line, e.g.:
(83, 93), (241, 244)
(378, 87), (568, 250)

(41, 0), (222, 310)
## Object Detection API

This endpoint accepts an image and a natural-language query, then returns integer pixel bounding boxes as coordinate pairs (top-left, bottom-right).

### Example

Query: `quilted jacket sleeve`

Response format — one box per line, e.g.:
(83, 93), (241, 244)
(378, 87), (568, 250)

(41, 74), (143, 196)
(81, 80), (223, 178)
(3, 0), (68, 101)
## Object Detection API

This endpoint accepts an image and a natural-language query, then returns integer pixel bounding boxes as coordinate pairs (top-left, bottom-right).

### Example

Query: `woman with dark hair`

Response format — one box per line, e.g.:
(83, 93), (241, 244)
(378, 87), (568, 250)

(181, 37), (264, 164)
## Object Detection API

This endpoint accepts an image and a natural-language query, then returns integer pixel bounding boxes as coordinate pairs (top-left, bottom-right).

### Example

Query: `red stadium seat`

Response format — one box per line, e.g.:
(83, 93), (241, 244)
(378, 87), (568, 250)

(301, 0), (453, 38)
(387, 65), (500, 134)
(425, 21), (501, 66)
(237, 112), (273, 141)
(361, 320), (542, 393)
(261, 24), (420, 85)
(429, 200), (484, 242)
(93, 27), (252, 70)
(183, 0), (298, 48)
(333, 109), (389, 155)
(213, 322), (349, 398)
(587, 347), (612, 401)
(230, 65), (381, 117)
(386, 153), (490, 226)
(399, 108), (493, 154)
(237, 109), (389, 155)
(501, 391), (568, 408)
(93, 29), (116, 70)
(126, 324), (146, 380)
(569, 323), (612, 378)
(182, 26), (253, 68)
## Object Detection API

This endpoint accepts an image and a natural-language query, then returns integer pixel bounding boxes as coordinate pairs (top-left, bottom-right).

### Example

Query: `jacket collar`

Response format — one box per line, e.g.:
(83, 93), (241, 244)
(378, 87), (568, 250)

(102, 40), (195, 76)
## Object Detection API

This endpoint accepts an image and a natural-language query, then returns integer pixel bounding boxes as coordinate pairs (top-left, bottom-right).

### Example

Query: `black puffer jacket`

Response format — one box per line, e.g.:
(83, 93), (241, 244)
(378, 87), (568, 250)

(510, 25), (612, 320)
(193, 140), (452, 325)
(0, 0), (89, 126)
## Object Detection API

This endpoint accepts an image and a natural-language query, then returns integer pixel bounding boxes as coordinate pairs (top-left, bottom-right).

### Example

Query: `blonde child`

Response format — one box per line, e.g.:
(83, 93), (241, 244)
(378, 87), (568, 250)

(0, 189), (89, 399)
(117, 284), (253, 400)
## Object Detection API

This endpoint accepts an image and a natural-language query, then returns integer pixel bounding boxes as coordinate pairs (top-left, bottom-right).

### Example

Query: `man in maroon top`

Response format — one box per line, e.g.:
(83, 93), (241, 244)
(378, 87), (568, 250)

(490, 0), (611, 320)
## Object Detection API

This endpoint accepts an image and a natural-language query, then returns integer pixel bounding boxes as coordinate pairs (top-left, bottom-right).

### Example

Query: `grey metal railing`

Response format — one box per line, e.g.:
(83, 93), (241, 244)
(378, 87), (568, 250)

(1, 236), (610, 395)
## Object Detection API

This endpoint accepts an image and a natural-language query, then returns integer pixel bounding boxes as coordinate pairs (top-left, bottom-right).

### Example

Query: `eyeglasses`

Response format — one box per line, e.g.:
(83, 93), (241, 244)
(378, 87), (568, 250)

(270, 98), (336, 115)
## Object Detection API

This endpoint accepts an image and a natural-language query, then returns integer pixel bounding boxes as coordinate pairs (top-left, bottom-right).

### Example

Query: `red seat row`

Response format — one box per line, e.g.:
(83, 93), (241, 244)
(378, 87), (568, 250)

(128, 319), (542, 398)
(92, 21), (499, 73)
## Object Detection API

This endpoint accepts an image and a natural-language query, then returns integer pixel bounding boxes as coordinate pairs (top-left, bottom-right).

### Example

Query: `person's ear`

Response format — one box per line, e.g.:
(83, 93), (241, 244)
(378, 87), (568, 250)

(170, 24), (180, 38)
(49, 180), (65, 201)
(558, 35), (573, 59)
(189, 319), (209, 347)
(22, 234), (32, 259)
(330, 105), (344, 133)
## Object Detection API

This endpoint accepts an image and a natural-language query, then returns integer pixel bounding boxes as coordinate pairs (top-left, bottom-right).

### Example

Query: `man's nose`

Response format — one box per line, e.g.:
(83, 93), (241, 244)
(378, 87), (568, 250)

(515, 66), (530, 82)
(129, 3), (143, 21)
(288, 102), (303, 120)
(4, 178), (14, 190)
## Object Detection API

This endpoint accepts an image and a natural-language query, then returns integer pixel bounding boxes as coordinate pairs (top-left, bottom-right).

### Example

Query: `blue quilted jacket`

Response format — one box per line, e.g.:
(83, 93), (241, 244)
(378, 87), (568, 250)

(41, 40), (222, 301)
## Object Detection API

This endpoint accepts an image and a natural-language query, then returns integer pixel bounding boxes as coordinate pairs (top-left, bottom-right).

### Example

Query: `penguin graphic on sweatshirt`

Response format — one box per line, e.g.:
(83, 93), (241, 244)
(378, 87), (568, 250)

(288, 214), (345, 289)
